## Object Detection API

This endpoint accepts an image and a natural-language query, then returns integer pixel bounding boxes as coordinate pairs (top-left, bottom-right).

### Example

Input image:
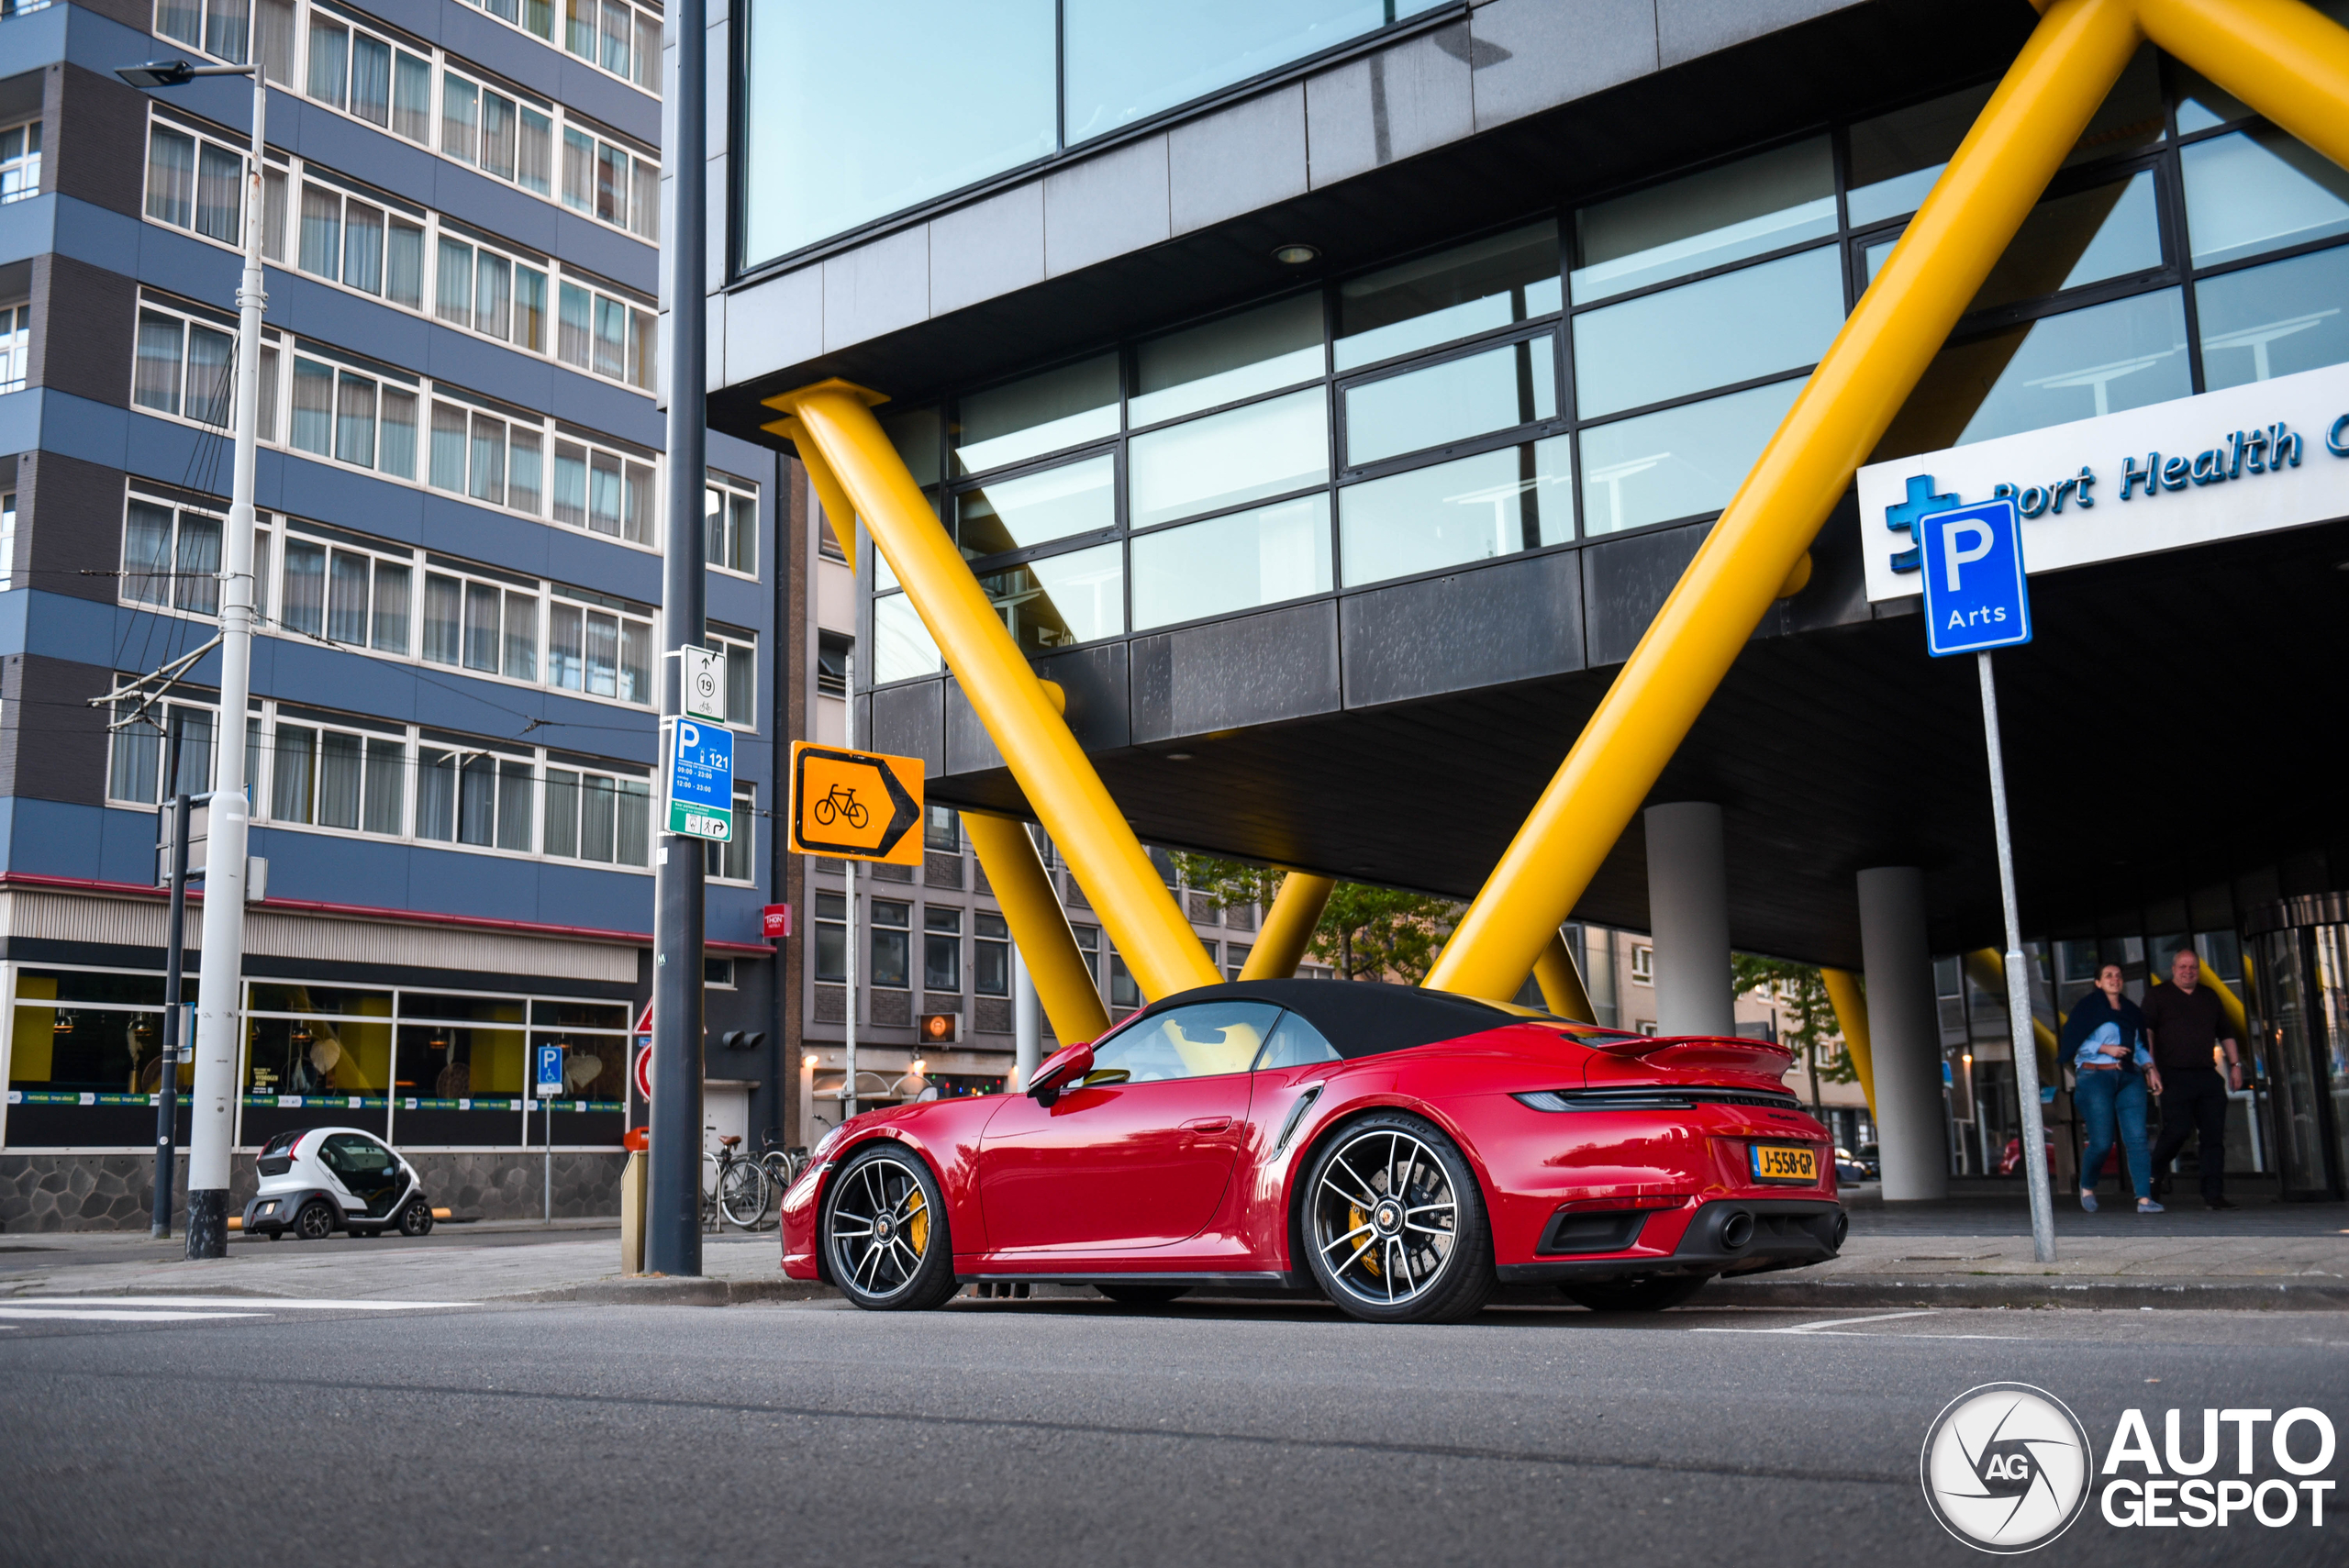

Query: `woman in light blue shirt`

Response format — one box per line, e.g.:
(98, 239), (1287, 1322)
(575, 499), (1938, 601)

(2060, 962), (2159, 1212)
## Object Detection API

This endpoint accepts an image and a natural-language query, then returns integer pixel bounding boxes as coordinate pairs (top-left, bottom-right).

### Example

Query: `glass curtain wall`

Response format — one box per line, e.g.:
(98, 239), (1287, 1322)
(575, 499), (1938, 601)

(740, 0), (1447, 265)
(864, 47), (2349, 685)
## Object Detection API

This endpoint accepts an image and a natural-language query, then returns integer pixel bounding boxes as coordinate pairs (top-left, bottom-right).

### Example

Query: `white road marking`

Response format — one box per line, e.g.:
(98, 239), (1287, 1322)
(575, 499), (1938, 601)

(5, 1296), (476, 1311)
(0, 1307), (270, 1322)
(1696, 1309), (1940, 1335)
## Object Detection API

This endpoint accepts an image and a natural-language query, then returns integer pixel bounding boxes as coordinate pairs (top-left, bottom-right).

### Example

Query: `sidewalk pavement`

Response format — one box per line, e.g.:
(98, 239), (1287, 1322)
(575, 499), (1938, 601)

(3, 1191), (2343, 1310)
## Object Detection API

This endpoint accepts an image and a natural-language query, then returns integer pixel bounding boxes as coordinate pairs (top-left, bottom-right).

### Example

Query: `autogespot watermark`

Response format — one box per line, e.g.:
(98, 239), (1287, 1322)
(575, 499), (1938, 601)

(1920, 1383), (2338, 1552)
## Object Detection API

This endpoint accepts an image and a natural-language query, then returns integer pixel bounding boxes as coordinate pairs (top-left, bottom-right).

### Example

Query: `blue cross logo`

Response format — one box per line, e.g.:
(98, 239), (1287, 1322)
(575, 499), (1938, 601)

(1884, 473), (1961, 573)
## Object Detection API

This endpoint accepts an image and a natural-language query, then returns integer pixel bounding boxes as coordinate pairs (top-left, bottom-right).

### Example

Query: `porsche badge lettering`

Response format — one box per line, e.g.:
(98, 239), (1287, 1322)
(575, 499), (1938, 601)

(789, 740), (924, 865)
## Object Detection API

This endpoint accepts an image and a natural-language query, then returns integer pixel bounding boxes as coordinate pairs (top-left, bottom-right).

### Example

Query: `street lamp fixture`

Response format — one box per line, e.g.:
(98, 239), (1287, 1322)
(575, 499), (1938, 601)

(116, 58), (256, 89)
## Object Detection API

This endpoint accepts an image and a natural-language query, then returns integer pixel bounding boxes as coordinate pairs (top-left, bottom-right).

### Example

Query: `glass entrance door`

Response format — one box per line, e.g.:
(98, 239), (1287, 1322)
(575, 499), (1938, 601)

(2252, 926), (2346, 1199)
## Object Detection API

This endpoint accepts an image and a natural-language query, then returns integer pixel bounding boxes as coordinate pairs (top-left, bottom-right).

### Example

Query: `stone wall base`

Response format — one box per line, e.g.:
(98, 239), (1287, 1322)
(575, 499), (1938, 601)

(0, 1150), (625, 1232)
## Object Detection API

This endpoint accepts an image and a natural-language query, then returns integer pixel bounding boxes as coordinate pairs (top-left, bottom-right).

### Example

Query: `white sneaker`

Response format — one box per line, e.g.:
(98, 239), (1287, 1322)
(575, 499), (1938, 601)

(2079, 1190), (2098, 1212)
(2138, 1198), (2165, 1213)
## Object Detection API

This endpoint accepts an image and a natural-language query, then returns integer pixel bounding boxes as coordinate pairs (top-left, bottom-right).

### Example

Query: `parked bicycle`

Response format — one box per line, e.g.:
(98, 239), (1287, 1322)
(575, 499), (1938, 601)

(760, 1129), (807, 1201)
(704, 1132), (772, 1232)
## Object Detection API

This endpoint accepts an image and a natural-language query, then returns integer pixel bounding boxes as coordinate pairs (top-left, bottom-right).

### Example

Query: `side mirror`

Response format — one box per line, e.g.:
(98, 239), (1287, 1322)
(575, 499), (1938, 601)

(1027, 1041), (1095, 1106)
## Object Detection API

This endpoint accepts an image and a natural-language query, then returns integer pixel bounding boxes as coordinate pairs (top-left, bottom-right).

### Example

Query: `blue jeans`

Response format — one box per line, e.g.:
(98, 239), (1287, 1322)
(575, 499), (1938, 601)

(2076, 1067), (2152, 1198)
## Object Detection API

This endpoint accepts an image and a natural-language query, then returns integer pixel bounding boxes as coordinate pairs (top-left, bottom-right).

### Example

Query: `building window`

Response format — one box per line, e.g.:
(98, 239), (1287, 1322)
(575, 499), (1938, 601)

(0, 120), (39, 204)
(705, 785), (755, 882)
(0, 490), (15, 590)
(704, 958), (736, 988)
(974, 911), (1009, 996)
(1108, 948), (1140, 1011)
(106, 699), (217, 805)
(1072, 923), (1099, 987)
(870, 900), (910, 989)
(923, 906), (961, 992)
(1631, 943), (1653, 985)
(161, 1), (656, 232)
(813, 892), (847, 983)
(1224, 943), (1249, 981)
(709, 628), (758, 728)
(120, 498), (224, 616)
(816, 630), (852, 697)
(540, 764), (652, 865)
(706, 478), (760, 577)
(925, 805), (959, 852)
(0, 302), (27, 395)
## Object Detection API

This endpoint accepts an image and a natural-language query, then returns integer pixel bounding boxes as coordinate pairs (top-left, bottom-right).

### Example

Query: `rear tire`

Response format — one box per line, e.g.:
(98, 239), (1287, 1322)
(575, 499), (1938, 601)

(1561, 1273), (1709, 1312)
(294, 1200), (337, 1241)
(1300, 1112), (1494, 1324)
(1095, 1284), (1192, 1306)
(822, 1146), (957, 1311)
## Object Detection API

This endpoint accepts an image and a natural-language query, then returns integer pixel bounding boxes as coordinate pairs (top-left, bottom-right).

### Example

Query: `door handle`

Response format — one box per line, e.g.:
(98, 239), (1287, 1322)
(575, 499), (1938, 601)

(1181, 1116), (1232, 1133)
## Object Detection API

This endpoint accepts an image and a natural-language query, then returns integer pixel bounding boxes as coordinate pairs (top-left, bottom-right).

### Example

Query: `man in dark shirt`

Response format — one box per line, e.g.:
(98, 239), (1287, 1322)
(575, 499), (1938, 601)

(2143, 949), (2243, 1209)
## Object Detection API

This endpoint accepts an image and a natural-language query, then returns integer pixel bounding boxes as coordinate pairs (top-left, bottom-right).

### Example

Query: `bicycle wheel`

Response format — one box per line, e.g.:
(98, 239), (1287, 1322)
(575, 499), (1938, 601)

(718, 1159), (770, 1229)
(814, 798), (838, 826)
(846, 802), (869, 828)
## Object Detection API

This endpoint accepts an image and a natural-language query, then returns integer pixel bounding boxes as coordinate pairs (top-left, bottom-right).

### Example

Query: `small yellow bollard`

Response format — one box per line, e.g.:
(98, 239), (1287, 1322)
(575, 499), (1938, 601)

(619, 1151), (648, 1275)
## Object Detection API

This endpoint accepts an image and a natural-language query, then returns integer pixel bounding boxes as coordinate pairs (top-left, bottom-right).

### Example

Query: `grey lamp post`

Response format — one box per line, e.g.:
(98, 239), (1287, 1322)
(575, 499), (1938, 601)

(116, 56), (267, 1260)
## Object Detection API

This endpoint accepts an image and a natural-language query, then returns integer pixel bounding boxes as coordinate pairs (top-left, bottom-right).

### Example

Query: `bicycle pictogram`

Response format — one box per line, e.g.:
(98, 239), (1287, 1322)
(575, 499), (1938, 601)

(811, 782), (871, 829)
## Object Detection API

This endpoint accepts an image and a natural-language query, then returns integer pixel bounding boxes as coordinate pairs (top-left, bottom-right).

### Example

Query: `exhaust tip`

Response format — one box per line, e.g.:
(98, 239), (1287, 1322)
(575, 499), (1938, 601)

(1720, 1209), (1754, 1250)
(1831, 1211), (1850, 1250)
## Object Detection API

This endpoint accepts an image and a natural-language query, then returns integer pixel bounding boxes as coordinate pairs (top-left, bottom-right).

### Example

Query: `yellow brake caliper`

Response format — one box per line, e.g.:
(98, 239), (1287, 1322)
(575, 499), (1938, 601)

(1353, 1205), (1379, 1277)
(906, 1192), (930, 1257)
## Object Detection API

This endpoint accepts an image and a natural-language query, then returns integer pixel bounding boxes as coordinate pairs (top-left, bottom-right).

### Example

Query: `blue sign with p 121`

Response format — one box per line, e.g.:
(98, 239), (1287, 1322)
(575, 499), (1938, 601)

(1920, 497), (2032, 658)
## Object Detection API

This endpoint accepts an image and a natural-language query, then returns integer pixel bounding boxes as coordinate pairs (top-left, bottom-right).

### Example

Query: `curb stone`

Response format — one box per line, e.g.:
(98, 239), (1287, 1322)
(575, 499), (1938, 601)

(1698, 1274), (2349, 1312)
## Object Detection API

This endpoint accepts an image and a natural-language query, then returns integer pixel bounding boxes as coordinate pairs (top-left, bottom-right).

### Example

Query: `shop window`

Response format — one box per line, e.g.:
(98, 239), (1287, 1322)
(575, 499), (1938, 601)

(974, 911), (1009, 997)
(870, 900), (911, 989)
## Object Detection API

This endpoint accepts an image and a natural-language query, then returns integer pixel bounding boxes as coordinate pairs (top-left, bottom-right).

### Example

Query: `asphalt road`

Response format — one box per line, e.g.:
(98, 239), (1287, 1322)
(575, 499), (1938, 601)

(3, 1296), (2343, 1568)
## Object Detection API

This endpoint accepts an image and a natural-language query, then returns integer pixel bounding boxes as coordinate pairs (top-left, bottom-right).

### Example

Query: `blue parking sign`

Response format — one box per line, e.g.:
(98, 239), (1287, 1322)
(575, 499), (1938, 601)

(668, 718), (734, 841)
(1919, 497), (2032, 658)
(534, 1043), (564, 1098)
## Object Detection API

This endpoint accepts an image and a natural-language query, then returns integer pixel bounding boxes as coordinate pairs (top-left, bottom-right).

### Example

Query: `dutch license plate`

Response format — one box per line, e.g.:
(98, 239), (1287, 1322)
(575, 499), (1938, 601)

(1751, 1143), (1818, 1184)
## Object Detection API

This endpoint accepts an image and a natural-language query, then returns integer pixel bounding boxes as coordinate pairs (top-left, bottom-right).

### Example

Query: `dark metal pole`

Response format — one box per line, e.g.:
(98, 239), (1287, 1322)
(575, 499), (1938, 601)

(770, 467), (790, 1147)
(151, 715), (190, 1240)
(645, 0), (708, 1276)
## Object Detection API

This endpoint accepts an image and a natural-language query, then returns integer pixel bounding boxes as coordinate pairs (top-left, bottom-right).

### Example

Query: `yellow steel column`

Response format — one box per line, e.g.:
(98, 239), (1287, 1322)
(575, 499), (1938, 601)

(1423, 0), (2142, 1001)
(1238, 873), (1334, 981)
(962, 812), (1110, 1045)
(1820, 968), (1876, 1119)
(766, 415), (862, 562)
(1531, 931), (1597, 1022)
(2138, 0), (2349, 171)
(769, 381), (1219, 1002)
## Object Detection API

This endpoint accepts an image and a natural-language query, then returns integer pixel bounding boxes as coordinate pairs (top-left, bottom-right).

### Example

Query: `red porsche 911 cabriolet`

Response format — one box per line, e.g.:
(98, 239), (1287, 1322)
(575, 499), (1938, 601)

(780, 979), (1846, 1323)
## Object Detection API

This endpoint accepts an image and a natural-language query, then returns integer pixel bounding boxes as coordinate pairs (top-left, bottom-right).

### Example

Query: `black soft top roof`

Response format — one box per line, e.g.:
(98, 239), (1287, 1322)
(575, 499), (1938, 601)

(1124, 979), (1523, 1060)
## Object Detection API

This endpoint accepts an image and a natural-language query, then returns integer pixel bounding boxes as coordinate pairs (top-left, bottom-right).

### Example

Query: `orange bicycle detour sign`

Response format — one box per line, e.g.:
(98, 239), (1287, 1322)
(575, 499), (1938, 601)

(787, 740), (924, 865)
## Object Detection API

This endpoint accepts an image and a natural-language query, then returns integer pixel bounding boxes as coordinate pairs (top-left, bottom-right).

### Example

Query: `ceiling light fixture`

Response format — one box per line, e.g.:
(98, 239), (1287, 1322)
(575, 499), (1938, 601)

(1166, 751), (1194, 762)
(1272, 243), (1319, 265)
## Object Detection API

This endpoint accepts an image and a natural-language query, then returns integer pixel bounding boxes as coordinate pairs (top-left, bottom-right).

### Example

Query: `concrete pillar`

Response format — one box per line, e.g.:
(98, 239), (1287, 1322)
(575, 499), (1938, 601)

(1644, 802), (1734, 1037)
(1012, 947), (1041, 1090)
(1857, 865), (1948, 1201)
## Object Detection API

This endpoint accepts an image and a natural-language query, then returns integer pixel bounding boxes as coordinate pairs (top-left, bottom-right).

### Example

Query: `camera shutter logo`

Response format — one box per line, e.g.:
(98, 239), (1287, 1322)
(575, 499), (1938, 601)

(1920, 1383), (2095, 1552)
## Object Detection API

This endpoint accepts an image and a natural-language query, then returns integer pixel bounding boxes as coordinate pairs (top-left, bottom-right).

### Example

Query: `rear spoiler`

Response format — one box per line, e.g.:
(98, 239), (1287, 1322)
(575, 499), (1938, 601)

(1585, 1033), (1797, 1085)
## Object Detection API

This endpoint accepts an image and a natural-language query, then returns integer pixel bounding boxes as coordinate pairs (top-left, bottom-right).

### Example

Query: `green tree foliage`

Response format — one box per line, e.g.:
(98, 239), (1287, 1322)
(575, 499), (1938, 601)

(1731, 954), (1857, 1087)
(1167, 854), (1459, 984)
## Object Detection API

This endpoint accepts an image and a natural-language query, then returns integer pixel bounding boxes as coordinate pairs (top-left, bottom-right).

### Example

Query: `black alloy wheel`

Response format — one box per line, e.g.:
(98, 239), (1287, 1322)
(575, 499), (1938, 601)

(1562, 1274), (1710, 1312)
(294, 1200), (337, 1241)
(822, 1146), (957, 1311)
(1301, 1112), (1494, 1324)
(398, 1198), (435, 1237)
(1094, 1284), (1193, 1306)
